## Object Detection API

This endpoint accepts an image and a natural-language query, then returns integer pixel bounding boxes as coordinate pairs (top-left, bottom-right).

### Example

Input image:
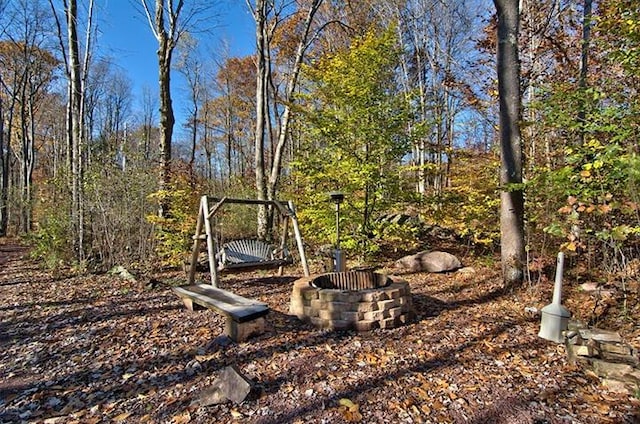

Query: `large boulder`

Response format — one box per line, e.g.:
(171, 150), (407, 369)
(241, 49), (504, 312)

(394, 251), (462, 273)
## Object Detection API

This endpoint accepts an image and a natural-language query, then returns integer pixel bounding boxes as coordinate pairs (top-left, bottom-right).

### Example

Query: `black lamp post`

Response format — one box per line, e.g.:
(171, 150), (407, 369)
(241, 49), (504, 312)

(329, 191), (344, 248)
(329, 191), (345, 272)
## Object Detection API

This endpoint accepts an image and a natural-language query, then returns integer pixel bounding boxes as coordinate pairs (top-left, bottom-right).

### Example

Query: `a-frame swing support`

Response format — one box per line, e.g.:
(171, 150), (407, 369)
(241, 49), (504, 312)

(187, 196), (310, 287)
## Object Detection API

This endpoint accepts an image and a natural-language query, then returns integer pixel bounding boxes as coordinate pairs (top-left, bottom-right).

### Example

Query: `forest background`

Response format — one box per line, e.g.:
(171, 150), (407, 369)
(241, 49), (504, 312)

(0, 0), (638, 288)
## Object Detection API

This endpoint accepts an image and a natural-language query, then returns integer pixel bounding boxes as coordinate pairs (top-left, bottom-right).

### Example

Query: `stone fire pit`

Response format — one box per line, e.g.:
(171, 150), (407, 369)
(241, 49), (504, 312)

(289, 271), (414, 331)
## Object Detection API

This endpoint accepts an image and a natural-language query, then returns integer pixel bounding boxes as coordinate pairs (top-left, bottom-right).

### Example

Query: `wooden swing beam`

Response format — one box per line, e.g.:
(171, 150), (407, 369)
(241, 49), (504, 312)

(187, 196), (310, 287)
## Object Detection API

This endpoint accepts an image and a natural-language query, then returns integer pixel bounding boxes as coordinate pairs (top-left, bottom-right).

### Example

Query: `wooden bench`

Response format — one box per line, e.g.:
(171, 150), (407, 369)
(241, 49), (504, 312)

(172, 284), (269, 342)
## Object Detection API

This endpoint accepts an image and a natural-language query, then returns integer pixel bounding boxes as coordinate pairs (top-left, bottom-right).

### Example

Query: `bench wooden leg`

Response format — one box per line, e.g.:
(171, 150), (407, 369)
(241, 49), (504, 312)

(180, 298), (206, 311)
(225, 317), (266, 342)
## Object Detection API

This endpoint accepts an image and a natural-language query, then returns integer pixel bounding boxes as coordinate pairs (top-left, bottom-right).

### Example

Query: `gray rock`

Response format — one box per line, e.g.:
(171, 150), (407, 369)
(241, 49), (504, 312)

(394, 251), (462, 273)
(193, 365), (252, 406)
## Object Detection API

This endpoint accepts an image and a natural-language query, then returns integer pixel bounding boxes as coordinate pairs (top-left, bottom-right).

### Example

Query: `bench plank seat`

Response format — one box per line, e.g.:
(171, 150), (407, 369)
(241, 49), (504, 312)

(172, 284), (269, 323)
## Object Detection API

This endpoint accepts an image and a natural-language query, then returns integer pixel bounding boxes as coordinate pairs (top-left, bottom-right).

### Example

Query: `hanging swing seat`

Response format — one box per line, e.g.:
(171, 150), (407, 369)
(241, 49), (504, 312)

(217, 239), (293, 271)
(185, 196), (310, 287)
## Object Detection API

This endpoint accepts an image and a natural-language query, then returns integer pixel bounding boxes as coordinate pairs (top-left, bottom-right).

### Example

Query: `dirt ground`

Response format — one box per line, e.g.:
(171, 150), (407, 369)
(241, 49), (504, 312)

(1, 238), (639, 423)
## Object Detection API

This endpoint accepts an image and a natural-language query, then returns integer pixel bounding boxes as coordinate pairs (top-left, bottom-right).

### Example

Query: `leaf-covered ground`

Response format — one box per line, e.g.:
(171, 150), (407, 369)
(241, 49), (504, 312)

(1, 239), (639, 423)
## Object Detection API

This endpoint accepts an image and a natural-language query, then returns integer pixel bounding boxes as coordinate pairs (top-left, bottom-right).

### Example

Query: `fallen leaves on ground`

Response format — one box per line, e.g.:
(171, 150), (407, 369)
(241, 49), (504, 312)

(1, 239), (639, 423)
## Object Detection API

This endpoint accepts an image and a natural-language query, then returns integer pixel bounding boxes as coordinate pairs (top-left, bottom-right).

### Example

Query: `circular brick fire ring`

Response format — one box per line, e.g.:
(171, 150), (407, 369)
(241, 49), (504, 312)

(289, 271), (415, 331)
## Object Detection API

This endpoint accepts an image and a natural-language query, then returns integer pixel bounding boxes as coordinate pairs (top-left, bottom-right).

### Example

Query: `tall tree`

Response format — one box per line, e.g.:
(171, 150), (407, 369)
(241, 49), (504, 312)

(251, 0), (270, 238)
(295, 28), (410, 248)
(249, 0), (324, 238)
(49, 0), (95, 258)
(494, 0), (525, 285)
(209, 55), (256, 183)
(67, 0), (88, 258)
(140, 0), (183, 218)
(140, 0), (215, 216)
(176, 34), (205, 168)
(0, 0), (57, 235)
(390, 0), (481, 196)
(577, 0), (593, 145)
(140, 84), (158, 161)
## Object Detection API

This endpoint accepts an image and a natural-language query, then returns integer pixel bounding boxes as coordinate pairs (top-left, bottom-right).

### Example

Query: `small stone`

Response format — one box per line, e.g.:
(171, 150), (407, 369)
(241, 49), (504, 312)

(45, 397), (62, 408)
(578, 328), (622, 343)
(567, 321), (588, 331)
(398, 313), (412, 324)
(580, 282), (599, 292)
(591, 360), (634, 380)
(602, 379), (630, 394)
(570, 344), (597, 357)
(185, 359), (203, 376)
(208, 365), (253, 405)
(599, 342), (632, 356)
(193, 385), (226, 406)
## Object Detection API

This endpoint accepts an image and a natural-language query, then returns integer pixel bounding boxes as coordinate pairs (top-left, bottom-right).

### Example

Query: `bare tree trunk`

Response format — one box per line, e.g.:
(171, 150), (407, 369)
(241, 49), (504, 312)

(141, 86), (156, 160)
(253, 0), (269, 239)
(250, 0), (323, 238)
(0, 96), (8, 236)
(495, 0), (525, 286)
(66, 0), (85, 260)
(158, 35), (175, 217)
(141, 0), (183, 218)
(577, 0), (592, 145)
(266, 0), (323, 201)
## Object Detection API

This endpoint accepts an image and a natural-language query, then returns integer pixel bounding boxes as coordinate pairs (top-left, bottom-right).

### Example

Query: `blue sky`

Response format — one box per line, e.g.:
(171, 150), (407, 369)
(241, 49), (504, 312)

(99, 0), (255, 133)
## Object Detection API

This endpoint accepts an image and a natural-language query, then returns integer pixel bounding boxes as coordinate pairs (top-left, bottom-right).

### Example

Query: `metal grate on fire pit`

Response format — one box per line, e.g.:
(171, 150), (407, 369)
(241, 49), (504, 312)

(310, 270), (391, 291)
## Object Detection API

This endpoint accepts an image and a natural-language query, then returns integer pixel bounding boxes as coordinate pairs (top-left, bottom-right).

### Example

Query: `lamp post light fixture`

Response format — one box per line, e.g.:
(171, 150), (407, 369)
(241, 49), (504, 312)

(329, 191), (346, 272)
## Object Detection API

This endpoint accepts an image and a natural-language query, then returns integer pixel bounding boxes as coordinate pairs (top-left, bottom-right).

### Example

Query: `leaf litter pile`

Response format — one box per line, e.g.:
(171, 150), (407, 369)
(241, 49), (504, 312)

(1, 240), (639, 423)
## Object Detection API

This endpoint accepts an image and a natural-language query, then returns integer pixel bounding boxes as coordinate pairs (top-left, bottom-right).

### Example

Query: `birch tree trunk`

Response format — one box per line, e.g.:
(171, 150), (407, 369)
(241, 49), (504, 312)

(266, 0), (323, 200)
(253, 0), (269, 239)
(66, 0), (85, 259)
(251, 0), (323, 239)
(0, 96), (8, 236)
(495, 0), (525, 285)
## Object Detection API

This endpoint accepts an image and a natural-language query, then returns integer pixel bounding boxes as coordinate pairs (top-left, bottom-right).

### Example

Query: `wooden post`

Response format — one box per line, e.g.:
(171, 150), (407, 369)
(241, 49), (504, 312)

(188, 198), (206, 285)
(277, 213), (290, 276)
(201, 196), (219, 287)
(288, 200), (309, 276)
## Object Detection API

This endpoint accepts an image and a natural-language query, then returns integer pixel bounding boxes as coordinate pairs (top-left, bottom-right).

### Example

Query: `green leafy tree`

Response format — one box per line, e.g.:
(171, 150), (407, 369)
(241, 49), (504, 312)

(529, 0), (640, 271)
(292, 27), (411, 254)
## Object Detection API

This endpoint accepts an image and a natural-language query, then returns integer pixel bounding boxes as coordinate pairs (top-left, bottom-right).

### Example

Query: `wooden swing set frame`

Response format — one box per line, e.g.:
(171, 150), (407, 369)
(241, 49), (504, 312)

(187, 196), (310, 287)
